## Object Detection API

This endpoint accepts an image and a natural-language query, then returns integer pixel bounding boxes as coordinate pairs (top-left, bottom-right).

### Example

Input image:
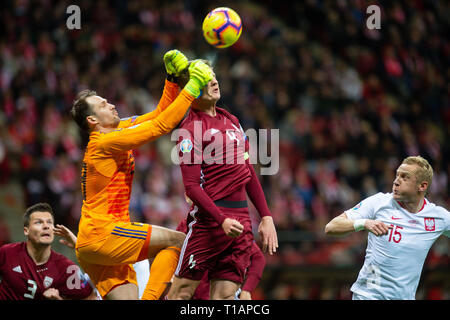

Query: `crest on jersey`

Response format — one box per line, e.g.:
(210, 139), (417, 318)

(180, 139), (193, 153)
(43, 276), (54, 288)
(424, 218), (435, 231)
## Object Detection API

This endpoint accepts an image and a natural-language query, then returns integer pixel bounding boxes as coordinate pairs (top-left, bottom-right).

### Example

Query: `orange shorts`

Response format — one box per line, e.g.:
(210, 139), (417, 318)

(75, 222), (152, 298)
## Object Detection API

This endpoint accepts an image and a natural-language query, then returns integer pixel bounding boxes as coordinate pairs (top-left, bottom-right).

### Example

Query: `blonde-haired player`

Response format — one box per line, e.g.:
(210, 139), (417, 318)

(325, 156), (450, 300)
(70, 50), (213, 299)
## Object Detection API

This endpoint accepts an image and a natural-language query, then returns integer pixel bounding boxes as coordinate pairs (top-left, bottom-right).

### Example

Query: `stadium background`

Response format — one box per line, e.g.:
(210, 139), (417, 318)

(0, 0), (448, 299)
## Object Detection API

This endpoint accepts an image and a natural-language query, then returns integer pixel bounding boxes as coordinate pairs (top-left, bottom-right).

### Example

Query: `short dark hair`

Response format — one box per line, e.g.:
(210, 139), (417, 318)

(71, 89), (97, 132)
(23, 203), (54, 227)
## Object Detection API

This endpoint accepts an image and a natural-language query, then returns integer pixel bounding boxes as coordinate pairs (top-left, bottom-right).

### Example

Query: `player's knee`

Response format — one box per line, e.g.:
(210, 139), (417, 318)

(210, 280), (240, 300)
(176, 289), (193, 300)
(210, 290), (235, 300)
(168, 282), (195, 300)
(171, 231), (186, 249)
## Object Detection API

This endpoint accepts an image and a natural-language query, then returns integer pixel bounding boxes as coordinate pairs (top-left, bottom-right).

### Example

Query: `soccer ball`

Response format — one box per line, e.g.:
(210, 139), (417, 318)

(202, 7), (242, 48)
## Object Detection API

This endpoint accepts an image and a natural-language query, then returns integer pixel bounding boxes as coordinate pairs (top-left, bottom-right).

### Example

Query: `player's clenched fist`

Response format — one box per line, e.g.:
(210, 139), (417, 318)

(163, 49), (189, 76)
(43, 288), (63, 300)
(222, 218), (244, 238)
(184, 59), (213, 98)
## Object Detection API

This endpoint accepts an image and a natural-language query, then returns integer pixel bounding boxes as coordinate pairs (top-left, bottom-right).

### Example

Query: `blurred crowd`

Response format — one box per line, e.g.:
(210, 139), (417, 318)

(0, 0), (448, 299)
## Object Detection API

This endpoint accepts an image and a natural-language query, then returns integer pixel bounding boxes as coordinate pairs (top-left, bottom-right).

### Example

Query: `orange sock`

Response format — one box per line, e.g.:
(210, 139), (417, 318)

(141, 246), (180, 300)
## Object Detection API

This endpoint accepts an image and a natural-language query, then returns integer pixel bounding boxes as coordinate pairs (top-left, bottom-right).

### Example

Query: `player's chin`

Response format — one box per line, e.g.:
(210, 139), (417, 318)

(210, 90), (220, 100)
(392, 192), (402, 201)
(212, 95), (220, 104)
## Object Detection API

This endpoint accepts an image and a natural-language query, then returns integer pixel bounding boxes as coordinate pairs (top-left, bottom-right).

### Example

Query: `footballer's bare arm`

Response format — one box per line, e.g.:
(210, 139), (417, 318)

(325, 213), (392, 237)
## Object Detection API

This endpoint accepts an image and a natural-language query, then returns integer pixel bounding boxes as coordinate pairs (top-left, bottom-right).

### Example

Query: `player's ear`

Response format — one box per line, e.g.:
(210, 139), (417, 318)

(24, 226), (29, 237)
(86, 115), (98, 126)
(418, 181), (428, 193)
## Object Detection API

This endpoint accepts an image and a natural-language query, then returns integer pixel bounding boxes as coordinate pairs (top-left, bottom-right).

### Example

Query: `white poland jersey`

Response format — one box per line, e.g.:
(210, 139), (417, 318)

(345, 192), (450, 300)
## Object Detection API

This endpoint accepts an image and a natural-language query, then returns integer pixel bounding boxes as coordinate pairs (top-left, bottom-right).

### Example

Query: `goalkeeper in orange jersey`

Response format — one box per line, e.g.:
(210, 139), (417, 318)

(70, 50), (213, 300)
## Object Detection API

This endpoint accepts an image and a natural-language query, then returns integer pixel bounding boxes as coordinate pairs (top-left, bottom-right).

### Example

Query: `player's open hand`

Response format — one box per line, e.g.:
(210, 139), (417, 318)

(54, 224), (77, 248)
(258, 216), (278, 255)
(365, 219), (392, 236)
(222, 218), (244, 238)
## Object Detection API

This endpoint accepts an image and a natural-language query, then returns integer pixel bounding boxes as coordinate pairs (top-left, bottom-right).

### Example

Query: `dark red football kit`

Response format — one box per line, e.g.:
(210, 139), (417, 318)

(174, 107), (271, 284)
(0, 242), (93, 300)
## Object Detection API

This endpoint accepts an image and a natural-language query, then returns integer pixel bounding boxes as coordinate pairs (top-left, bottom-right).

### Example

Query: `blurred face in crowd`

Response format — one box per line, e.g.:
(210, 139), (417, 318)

(392, 163), (428, 202)
(24, 211), (54, 246)
(86, 95), (121, 129)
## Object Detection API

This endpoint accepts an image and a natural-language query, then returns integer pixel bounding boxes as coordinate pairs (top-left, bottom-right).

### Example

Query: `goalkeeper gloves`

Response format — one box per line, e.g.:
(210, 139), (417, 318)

(184, 60), (213, 98)
(164, 49), (189, 82)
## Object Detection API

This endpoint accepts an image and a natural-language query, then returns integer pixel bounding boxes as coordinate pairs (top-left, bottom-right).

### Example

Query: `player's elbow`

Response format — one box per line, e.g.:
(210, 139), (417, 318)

(324, 220), (348, 237)
(184, 185), (198, 199)
(324, 221), (335, 236)
(154, 120), (172, 136)
(171, 230), (186, 249)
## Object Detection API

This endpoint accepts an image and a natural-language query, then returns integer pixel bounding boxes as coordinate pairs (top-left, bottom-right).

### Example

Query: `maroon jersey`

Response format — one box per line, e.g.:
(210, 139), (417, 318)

(178, 107), (251, 199)
(175, 107), (272, 285)
(0, 242), (93, 300)
(177, 107), (252, 225)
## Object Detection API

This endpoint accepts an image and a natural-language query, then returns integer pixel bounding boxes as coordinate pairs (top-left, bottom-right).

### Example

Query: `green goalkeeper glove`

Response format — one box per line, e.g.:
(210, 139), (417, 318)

(184, 60), (213, 98)
(163, 49), (189, 80)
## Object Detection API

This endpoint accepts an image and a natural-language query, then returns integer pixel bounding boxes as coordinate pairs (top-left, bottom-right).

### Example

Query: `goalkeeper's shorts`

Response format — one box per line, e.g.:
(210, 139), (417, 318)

(76, 222), (152, 298)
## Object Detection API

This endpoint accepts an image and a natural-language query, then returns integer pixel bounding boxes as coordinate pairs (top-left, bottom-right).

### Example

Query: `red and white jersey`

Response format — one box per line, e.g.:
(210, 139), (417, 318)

(0, 242), (93, 300)
(345, 192), (450, 300)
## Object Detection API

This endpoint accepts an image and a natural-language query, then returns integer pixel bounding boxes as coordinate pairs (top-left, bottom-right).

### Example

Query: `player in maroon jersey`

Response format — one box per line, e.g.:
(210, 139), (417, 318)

(167, 61), (277, 300)
(175, 217), (266, 300)
(0, 203), (95, 300)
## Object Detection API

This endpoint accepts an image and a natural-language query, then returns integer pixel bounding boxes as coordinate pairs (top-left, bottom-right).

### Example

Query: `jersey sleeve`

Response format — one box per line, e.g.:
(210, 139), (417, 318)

(444, 209), (450, 238)
(345, 192), (384, 220)
(241, 118), (271, 218)
(118, 80), (180, 128)
(231, 115), (272, 218)
(57, 262), (93, 299)
(98, 89), (194, 154)
(0, 245), (6, 276)
(177, 121), (226, 225)
(245, 162), (272, 218)
(180, 164), (226, 226)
